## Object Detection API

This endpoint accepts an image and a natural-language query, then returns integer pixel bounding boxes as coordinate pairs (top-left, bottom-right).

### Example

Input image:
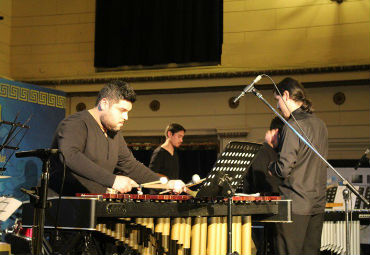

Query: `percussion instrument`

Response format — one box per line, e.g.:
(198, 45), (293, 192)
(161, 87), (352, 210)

(321, 185), (370, 254)
(22, 194), (291, 255)
(321, 210), (370, 255)
(0, 242), (11, 255)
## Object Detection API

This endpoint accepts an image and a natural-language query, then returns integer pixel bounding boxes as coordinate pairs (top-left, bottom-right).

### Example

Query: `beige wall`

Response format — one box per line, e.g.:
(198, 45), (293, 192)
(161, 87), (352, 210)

(6, 0), (370, 84)
(10, 0), (95, 80)
(0, 0), (12, 78)
(223, 0), (370, 70)
(69, 82), (370, 159)
(3, 0), (370, 159)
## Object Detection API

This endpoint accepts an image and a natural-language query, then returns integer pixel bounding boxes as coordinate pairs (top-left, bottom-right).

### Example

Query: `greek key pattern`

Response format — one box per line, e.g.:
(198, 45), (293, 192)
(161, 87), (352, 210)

(0, 83), (66, 109)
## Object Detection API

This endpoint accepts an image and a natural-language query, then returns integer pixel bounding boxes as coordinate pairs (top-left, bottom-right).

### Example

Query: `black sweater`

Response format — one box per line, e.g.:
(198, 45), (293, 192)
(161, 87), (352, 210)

(49, 110), (159, 195)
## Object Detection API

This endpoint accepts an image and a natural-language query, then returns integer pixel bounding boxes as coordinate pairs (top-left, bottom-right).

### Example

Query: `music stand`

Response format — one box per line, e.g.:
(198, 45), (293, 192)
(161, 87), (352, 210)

(196, 141), (262, 255)
(197, 141), (262, 198)
(0, 115), (31, 173)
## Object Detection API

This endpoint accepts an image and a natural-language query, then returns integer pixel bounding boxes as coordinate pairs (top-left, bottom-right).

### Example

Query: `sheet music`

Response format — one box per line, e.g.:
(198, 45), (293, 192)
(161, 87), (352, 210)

(0, 196), (22, 221)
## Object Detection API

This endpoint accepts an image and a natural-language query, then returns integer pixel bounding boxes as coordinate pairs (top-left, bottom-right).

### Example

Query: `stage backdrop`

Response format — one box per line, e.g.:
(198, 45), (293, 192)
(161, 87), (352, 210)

(0, 79), (66, 204)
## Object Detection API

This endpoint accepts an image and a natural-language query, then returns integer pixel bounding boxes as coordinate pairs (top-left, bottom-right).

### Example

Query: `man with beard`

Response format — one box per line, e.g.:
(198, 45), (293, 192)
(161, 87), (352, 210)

(50, 80), (185, 196)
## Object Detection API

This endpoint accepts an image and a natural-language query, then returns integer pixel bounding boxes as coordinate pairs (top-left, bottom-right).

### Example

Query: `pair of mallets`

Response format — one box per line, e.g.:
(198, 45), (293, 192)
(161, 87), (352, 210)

(138, 174), (204, 196)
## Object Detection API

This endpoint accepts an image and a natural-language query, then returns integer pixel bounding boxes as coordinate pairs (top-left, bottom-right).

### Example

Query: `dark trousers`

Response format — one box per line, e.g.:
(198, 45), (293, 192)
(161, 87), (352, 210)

(252, 223), (277, 255)
(275, 213), (324, 255)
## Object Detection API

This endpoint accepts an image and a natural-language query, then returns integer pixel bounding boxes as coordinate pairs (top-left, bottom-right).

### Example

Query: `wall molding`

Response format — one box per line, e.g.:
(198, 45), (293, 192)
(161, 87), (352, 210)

(20, 64), (370, 86)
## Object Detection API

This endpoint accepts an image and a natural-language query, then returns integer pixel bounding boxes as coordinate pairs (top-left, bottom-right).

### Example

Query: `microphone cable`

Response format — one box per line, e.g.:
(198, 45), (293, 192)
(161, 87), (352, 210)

(259, 74), (318, 151)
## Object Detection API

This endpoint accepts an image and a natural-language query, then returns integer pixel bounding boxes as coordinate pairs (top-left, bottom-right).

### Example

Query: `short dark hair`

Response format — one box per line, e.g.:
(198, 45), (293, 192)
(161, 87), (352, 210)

(269, 117), (284, 131)
(95, 80), (136, 106)
(274, 77), (313, 113)
(165, 123), (186, 137)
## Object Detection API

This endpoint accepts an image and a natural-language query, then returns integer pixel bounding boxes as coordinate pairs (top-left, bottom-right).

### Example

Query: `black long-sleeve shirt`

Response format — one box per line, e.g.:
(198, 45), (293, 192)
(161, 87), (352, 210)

(269, 108), (328, 215)
(49, 110), (159, 195)
(149, 147), (180, 179)
(244, 142), (281, 195)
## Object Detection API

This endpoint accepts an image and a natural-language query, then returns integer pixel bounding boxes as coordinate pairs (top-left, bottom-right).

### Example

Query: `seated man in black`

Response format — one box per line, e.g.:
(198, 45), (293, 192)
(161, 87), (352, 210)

(244, 117), (284, 255)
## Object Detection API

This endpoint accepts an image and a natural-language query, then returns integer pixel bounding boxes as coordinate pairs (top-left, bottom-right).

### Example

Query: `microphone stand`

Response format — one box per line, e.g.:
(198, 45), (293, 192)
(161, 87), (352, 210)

(247, 87), (370, 255)
(30, 154), (52, 255)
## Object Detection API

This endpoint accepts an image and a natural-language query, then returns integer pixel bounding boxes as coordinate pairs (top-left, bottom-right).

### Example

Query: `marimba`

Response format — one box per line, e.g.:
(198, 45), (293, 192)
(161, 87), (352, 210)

(22, 194), (291, 255)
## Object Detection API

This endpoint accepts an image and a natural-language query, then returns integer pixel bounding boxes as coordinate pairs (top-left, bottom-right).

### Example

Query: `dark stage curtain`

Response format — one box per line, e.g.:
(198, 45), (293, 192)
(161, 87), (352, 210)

(95, 0), (223, 67)
(178, 150), (217, 183)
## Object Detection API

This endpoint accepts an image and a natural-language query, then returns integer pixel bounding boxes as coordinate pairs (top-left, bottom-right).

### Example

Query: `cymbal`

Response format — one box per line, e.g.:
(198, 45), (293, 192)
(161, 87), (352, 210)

(0, 176), (11, 179)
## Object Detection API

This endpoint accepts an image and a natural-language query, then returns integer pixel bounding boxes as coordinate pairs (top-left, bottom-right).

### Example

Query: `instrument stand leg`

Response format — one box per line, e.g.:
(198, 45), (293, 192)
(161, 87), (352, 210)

(227, 196), (239, 255)
(227, 196), (233, 255)
(42, 236), (53, 255)
(54, 230), (107, 255)
(343, 188), (351, 255)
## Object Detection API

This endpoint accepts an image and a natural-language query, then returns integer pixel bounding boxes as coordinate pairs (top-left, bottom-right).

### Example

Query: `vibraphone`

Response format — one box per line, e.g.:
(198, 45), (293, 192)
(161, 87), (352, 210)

(22, 194), (292, 255)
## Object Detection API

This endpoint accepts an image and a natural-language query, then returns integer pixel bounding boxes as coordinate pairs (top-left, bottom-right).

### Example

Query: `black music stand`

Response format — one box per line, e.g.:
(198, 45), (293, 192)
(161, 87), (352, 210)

(197, 141), (262, 255)
(197, 141), (262, 198)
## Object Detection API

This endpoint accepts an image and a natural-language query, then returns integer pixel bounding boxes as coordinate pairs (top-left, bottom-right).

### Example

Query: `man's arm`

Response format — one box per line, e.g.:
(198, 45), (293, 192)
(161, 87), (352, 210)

(56, 118), (116, 187)
(268, 125), (300, 178)
(115, 137), (160, 183)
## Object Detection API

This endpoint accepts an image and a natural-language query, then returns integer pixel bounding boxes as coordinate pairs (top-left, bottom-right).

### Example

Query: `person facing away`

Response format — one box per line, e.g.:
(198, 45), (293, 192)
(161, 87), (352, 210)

(49, 80), (185, 196)
(244, 117), (284, 196)
(265, 77), (328, 255)
(149, 123), (185, 180)
(243, 117), (284, 255)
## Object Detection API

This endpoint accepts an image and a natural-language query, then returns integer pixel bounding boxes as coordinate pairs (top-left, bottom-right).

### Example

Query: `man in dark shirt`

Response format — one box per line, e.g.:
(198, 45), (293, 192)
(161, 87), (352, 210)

(50, 80), (185, 195)
(149, 123), (185, 179)
(244, 117), (284, 255)
(244, 117), (284, 196)
(265, 77), (328, 255)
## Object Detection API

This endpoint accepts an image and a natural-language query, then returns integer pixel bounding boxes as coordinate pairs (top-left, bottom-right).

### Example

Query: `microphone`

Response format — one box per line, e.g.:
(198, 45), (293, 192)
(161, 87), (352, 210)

(15, 149), (59, 159)
(233, 75), (262, 103)
(354, 148), (370, 170)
